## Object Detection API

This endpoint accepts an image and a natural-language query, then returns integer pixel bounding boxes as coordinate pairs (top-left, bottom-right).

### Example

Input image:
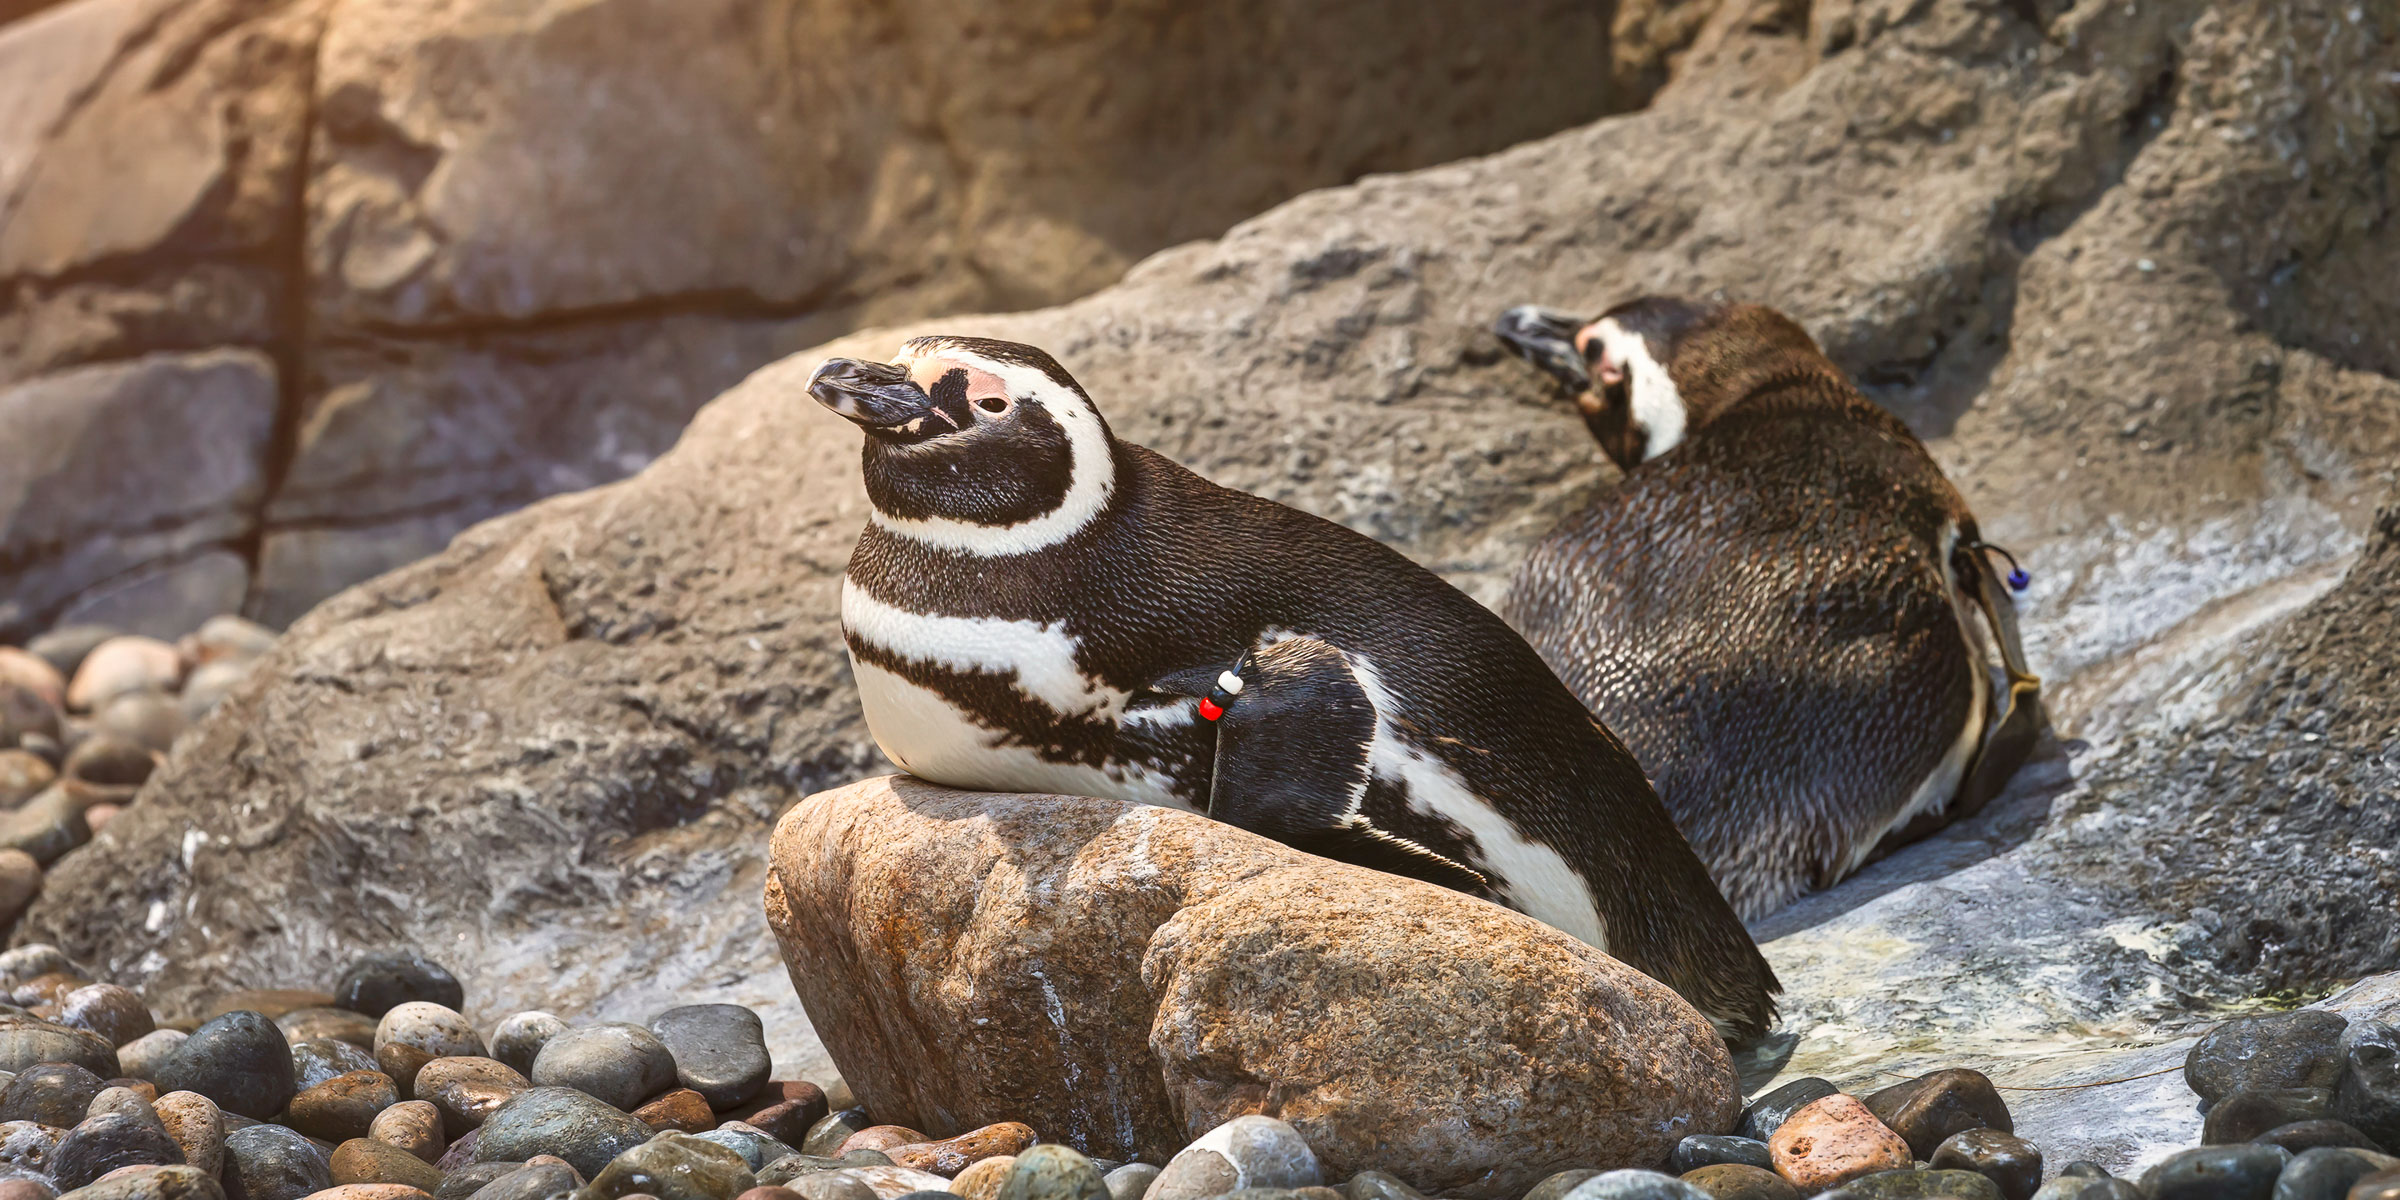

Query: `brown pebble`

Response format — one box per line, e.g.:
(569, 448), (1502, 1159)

(103, 1078), (159, 1103)
(66, 637), (180, 712)
(633, 1088), (717, 1134)
(60, 983), (157, 1047)
(0, 1178), (51, 1200)
(0, 649), (65, 711)
(1770, 1094), (1914, 1191)
(414, 1056), (527, 1138)
(330, 1136), (446, 1192)
(290, 1070), (402, 1143)
(153, 1090), (225, 1176)
(526, 1155), (579, 1180)
(0, 850), (42, 929)
(949, 1155), (1017, 1200)
(83, 803), (122, 833)
(723, 1080), (829, 1146)
(368, 1099), (446, 1164)
(304, 1188), (437, 1200)
(889, 1122), (1037, 1177)
(1682, 1164), (1802, 1200)
(282, 1006), (381, 1048)
(376, 1042), (436, 1099)
(61, 734), (155, 792)
(204, 989), (338, 1022)
(737, 1190), (806, 1200)
(839, 1125), (929, 1155)
(0, 751), (54, 806)
(1864, 1068), (2013, 1159)
(13, 970), (86, 1006)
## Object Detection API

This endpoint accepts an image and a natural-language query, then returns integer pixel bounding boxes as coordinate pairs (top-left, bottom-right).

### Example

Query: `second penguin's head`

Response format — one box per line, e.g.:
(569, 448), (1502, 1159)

(1493, 296), (1828, 471)
(808, 336), (1118, 555)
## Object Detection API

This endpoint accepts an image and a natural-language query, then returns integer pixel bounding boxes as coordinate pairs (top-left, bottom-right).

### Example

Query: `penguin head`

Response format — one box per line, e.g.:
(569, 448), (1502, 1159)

(1495, 296), (1823, 471)
(808, 336), (1119, 555)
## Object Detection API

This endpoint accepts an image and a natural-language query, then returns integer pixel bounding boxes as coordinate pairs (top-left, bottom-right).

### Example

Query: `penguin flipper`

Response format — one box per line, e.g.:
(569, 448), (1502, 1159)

(1298, 818), (1492, 897)
(1185, 637), (1483, 897)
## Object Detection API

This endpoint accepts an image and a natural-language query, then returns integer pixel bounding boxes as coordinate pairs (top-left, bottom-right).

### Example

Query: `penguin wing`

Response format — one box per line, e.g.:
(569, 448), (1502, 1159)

(1202, 637), (1490, 895)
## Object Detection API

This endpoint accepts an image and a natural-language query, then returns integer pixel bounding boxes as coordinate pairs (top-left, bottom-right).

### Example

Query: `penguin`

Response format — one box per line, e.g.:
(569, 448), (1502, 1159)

(1490, 297), (2043, 919)
(808, 335), (1782, 1039)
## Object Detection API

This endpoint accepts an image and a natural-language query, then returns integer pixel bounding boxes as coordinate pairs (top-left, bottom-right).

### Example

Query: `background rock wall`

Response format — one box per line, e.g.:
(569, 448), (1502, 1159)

(11, 0), (2399, 1170)
(0, 0), (1627, 638)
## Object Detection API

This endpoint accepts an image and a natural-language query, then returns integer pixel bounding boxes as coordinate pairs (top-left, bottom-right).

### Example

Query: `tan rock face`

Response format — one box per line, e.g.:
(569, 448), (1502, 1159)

(1768, 1095), (1913, 1191)
(766, 776), (1739, 1197)
(0, 0), (1616, 636)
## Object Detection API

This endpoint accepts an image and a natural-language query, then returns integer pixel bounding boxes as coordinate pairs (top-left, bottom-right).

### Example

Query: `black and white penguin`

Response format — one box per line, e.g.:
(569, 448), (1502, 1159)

(809, 335), (1781, 1039)
(1491, 297), (2043, 919)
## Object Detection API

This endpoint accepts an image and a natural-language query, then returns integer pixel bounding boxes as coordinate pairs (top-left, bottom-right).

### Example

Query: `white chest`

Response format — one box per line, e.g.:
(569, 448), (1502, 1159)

(840, 577), (1192, 808)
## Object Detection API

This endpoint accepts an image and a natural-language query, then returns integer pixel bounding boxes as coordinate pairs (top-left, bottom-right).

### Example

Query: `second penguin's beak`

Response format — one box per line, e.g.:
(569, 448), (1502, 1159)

(808, 358), (936, 430)
(1493, 305), (1593, 391)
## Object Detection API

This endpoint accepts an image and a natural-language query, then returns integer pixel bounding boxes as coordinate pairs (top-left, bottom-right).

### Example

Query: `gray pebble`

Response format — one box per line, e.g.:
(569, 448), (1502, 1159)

(0, 1016), (116, 1082)
(1522, 1170), (1602, 1200)
(153, 1011), (294, 1120)
(1560, 1171), (1708, 1200)
(0, 1121), (59, 1175)
(59, 1163), (222, 1200)
(695, 1123), (797, 1170)
(2142, 1145), (2291, 1200)
(463, 1159), (579, 1200)
(2186, 1012), (2349, 1105)
(472, 1086), (654, 1180)
(437, 1161), (527, 1200)
(1144, 1116), (1319, 1200)
(223, 1124), (332, 1200)
(0, 1062), (105, 1126)
(649, 1006), (770, 1111)
(756, 1153), (844, 1186)
(87, 1085), (154, 1123)
(800, 1110), (871, 1159)
(1000, 1144), (1108, 1200)
(584, 1131), (755, 1200)
(489, 1013), (569, 1078)
(292, 1038), (382, 1092)
(782, 1174), (874, 1200)
(336, 952), (466, 1019)
(117, 1030), (188, 1082)
(52, 1109), (187, 1191)
(1673, 1135), (1772, 1174)
(1105, 1164), (1162, 1200)
(376, 1002), (487, 1060)
(530, 1024), (677, 1114)
(2271, 1147), (2400, 1200)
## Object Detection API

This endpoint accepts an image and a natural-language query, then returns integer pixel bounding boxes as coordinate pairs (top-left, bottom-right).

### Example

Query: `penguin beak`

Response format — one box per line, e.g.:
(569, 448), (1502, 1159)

(808, 358), (937, 431)
(1493, 306), (1593, 391)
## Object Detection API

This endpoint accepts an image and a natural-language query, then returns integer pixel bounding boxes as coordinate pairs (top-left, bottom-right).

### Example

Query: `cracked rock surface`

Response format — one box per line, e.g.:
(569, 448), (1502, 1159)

(0, 0), (1620, 636)
(17, 0), (2399, 1172)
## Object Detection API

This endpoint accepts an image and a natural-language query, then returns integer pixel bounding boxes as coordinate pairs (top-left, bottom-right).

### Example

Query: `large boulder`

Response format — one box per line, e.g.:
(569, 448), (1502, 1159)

(0, 0), (1621, 636)
(765, 775), (1738, 1194)
(19, 0), (2400, 1154)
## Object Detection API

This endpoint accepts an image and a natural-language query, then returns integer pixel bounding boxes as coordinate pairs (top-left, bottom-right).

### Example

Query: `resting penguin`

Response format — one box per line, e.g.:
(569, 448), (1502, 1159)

(808, 335), (1781, 1039)
(1491, 297), (2043, 919)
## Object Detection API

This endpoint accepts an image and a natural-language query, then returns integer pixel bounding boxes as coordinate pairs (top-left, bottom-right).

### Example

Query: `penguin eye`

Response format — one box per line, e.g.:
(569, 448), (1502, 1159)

(976, 395), (1010, 414)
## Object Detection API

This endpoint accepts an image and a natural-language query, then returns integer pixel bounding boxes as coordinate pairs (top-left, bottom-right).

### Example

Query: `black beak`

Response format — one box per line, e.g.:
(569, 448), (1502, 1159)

(1493, 305), (1592, 390)
(809, 358), (936, 429)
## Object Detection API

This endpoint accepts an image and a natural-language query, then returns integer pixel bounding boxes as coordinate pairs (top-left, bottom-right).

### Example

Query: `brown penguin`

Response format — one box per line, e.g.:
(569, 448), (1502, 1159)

(1492, 297), (2042, 918)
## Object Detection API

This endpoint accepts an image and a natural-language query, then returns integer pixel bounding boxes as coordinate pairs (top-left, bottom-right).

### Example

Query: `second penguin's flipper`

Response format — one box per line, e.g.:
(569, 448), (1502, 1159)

(1199, 637), (1490, 896)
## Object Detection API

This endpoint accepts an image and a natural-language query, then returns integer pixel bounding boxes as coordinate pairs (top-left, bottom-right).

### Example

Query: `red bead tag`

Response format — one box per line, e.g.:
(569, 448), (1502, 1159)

(1197, 697), (1223, 722)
